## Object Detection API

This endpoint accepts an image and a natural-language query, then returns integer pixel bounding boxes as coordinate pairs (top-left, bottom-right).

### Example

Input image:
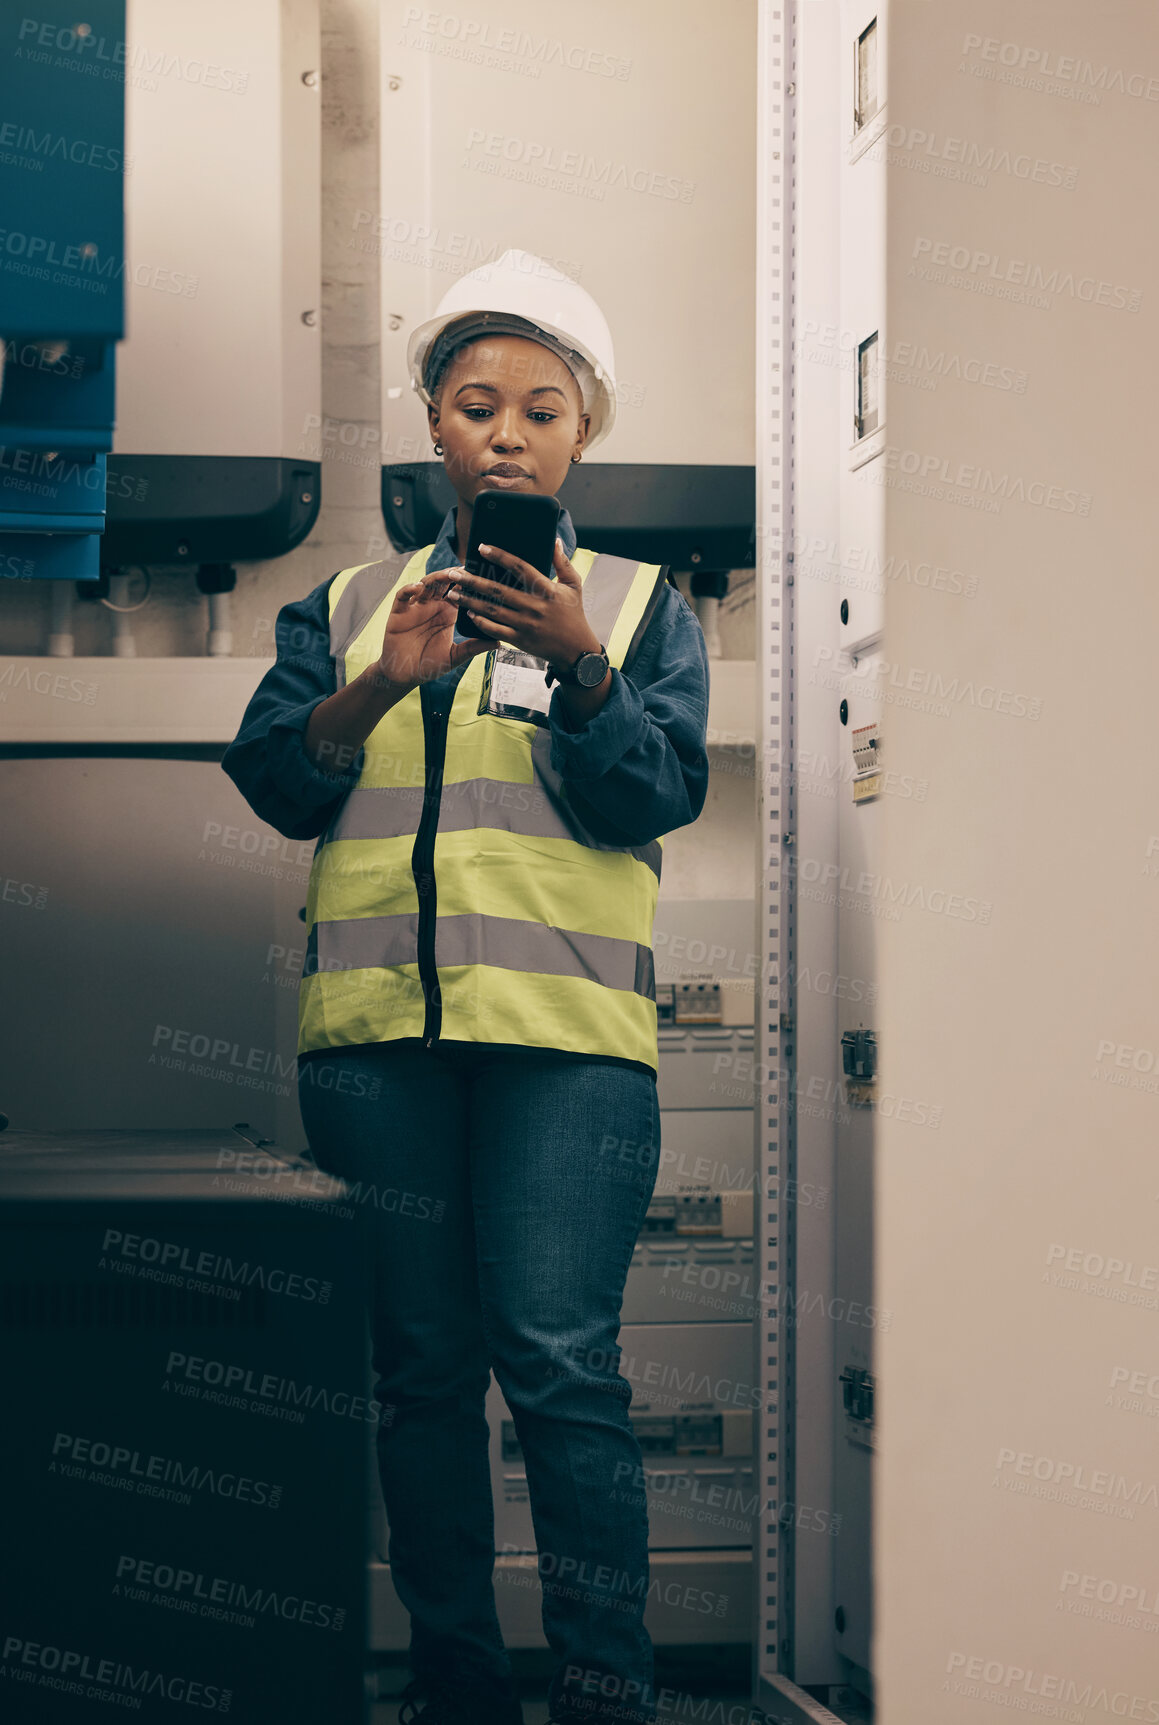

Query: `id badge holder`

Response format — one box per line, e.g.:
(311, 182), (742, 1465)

(477, 643), (554, 728)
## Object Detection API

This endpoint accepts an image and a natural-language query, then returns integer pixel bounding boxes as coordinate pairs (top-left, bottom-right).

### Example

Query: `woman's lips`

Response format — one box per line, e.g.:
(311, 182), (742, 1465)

(479, 470), (533, 487)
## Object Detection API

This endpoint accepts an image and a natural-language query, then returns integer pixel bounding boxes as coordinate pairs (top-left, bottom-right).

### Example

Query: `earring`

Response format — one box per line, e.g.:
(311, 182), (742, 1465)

(433, 442), (444, 455)
(571, 451), (582, 463)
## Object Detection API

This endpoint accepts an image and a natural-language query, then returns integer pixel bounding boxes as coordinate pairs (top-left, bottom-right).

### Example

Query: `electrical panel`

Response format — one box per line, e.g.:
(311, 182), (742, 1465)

(489, 1324), (756, 1554)
(625, 1231), (756, 1327)
(103, 0), (322, 565)
(0, 0), (125, 581)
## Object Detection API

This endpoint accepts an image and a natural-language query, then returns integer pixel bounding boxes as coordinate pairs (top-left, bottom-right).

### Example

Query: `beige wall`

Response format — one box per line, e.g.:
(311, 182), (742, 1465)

(878, 2), (1159, 1716)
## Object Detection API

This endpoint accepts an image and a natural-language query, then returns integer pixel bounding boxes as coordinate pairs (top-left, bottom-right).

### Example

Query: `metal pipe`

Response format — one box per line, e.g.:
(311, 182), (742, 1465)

(207, 590), (233, 657)
(696, 594), (723, 658)
(107, 572), (137, 657)
(46, 583), (75, 657)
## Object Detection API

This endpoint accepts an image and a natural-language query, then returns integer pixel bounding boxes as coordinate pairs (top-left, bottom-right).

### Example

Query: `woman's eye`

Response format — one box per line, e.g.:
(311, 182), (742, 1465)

(461, 408), (558, 423)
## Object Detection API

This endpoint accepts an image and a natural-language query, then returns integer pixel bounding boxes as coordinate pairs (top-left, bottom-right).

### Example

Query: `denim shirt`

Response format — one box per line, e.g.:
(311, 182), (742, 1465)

(221, 504), (711, 849)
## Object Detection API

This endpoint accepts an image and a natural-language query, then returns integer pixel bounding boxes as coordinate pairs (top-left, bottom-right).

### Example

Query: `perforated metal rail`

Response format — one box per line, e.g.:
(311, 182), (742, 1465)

(751, 3), (823, 1722)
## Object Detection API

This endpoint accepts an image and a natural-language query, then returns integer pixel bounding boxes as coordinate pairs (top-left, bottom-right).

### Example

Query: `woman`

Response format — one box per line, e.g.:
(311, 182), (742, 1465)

(223, 251), (710, 1725)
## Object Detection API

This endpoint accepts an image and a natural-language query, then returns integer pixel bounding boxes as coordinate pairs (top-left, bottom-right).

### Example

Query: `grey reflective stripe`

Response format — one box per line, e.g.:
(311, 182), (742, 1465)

(309, 912), (655, 999)
(328, 786), (425, 843)
(329, 562), (404, 688)
(582, 554), (645, 652)
(529, 726), (662, 876)
(327, 760), (662, 880)
(305, 912), (418, 978)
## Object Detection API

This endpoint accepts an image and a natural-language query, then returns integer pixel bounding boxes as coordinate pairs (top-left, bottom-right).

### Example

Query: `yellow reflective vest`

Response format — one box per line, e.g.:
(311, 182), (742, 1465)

(298, 543), (672, 1073)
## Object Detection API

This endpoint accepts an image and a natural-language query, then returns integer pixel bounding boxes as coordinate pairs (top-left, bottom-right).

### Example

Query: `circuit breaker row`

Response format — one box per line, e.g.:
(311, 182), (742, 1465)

(489, 1001), (757, 1558)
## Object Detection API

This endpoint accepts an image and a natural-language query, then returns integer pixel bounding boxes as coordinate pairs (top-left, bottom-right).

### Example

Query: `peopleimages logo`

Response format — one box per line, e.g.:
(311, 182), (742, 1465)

(1, 1634), (231, 1711)
(1045, 1243), (1159, 1291)
(0, 663), (97, 705)
(463, 128), (695, 202)
(114, 1553), (346, 1633)
(15, 17), (250, 93)
(399, 7), (632, 80)
(945, 1650), (1159, 1718)
(163, 1351), (389, 1427)
(912, 236), (1141, 312)
(1110, 1365), (1159, 1402)
(51, 1431), (282, 1510)
(995, 1446), (1159, 1510)
(0, 232), (198, 296)
(350, 211), (585, 281)
(799, 323), (1027, 400)
(876, 444), (1091, 517)
(812, 643), (1044, 718)
(959, 33), (1159, 102)
(1060, 1568), (1159, 1618)
(100, 1228), (332, 1304)
(0, 121), (128, 172)
(879, 126), (1077, 188)
(794, 857), (992, 924)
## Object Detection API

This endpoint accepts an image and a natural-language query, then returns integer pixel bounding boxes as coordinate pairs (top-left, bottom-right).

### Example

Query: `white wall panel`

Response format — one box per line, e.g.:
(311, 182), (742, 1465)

(116, 0), (321, 458)
(877, 3), (1159, 1718)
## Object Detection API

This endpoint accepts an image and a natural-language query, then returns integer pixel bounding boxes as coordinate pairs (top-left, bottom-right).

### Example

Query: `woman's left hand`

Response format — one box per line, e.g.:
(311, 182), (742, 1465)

(446, 537), (602, 669)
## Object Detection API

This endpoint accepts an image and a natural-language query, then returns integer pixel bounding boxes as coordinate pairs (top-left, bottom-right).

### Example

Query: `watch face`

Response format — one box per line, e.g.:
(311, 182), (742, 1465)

(576, 652), (608, 688)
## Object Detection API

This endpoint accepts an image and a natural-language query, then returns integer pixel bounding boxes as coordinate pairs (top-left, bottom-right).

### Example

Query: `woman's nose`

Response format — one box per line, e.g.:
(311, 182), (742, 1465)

(490, 412), (525, 451)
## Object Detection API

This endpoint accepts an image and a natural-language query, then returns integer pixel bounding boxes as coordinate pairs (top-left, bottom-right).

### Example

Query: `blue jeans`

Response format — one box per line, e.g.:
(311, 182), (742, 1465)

(298, 1039), (662, 1724)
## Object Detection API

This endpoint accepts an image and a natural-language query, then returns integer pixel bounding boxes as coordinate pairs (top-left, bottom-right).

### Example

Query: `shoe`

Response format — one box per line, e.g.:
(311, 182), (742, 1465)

(397, 1675), (524, 1725)
(397, 1678), (466, 1724)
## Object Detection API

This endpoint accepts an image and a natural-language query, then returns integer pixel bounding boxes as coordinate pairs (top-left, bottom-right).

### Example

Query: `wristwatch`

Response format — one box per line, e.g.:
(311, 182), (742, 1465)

(544, 642), (610, 689)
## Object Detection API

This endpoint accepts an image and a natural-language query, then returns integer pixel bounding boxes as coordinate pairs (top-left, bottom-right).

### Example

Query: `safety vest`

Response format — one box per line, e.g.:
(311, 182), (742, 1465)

(298, 544), (672, 1072)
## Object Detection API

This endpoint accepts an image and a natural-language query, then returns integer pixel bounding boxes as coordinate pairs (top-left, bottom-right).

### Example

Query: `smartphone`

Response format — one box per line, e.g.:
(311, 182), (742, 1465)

(454, 490), (562, 642)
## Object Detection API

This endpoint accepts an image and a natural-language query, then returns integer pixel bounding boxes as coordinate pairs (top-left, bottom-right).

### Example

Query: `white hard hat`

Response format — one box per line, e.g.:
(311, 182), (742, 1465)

(407, 248), (618, 451)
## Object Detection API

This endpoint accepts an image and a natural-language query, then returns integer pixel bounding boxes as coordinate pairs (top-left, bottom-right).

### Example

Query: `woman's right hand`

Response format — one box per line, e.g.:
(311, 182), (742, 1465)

(375, 568), (495, 692)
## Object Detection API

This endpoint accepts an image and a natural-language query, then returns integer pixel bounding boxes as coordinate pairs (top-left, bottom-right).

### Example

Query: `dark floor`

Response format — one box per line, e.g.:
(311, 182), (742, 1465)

(373, 1695), (872, 1724)
(369, 1652), (872, 1724)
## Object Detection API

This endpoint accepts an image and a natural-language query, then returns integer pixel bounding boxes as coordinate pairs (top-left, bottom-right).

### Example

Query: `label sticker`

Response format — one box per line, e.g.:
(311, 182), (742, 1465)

(477, 644), (554, 727)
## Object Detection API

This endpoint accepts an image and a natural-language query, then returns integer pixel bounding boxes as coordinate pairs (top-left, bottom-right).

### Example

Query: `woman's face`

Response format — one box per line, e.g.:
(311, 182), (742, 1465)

(428, 332), (589, 504)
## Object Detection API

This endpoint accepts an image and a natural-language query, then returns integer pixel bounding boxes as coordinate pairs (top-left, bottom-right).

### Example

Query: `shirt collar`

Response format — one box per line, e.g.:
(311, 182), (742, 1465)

(426, 499), (578, 572)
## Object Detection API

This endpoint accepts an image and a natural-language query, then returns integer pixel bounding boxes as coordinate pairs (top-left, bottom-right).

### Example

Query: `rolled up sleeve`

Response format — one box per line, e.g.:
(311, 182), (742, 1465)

(548, 585), (710, 846)
(221, 580), (364, 841)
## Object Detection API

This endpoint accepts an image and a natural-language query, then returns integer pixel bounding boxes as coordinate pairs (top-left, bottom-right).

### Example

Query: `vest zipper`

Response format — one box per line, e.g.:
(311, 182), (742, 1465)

(413, 701), (448, 1050)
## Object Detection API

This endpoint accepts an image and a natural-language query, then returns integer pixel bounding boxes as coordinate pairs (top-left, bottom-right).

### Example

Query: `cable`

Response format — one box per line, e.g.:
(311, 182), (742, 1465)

(100, 566), (152, 612)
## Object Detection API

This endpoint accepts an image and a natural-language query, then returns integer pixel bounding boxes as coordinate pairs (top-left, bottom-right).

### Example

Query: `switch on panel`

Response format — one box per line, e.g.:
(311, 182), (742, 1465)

(855, 19), (879, 133)
(840, 1366), (876, 1453)
(642, 1191), (755, 1238)
(855, 333), (879, 442)
(841, 1028), (877, 1107)
(657, 978), (755, 1027)
(675, 981), (721, 1024)
(851, 720), (881, 803)
(502, 1408), (752, 1464)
